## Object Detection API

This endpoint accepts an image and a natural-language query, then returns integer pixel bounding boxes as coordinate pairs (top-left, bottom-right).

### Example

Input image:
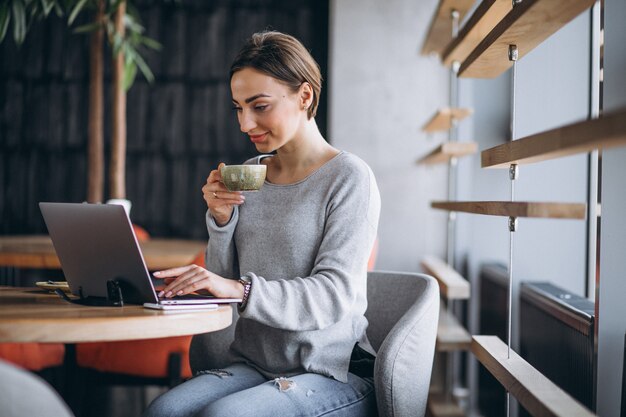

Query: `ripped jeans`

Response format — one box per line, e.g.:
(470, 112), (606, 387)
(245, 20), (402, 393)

(142, 363), (377, 417)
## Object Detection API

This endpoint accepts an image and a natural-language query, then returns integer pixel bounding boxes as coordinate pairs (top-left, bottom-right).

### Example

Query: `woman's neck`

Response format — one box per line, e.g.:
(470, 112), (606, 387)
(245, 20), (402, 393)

(267, 119), (339, 184)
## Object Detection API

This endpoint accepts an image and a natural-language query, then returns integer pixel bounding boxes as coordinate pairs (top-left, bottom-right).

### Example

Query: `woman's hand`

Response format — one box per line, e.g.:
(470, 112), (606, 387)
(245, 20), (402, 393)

(202, 162), (245, 226)
(153, 265), (244, 299)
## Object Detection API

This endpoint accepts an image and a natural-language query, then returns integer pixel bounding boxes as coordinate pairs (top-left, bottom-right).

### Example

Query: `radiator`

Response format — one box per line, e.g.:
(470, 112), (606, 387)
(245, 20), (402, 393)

(478, 264), (595, 416)
(519, 281), (595, 414)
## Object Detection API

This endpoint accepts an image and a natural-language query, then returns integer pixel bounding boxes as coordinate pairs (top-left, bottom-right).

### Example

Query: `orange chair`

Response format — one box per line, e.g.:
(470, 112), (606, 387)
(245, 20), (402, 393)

(132, 224), (150, 242)
(0, 343), (65, 371)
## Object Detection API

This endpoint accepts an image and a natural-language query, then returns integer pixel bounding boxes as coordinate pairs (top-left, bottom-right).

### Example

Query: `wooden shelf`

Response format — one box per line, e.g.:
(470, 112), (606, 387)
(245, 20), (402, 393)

(442, 0), (512, 67)
(427, 393), (466, 417)
(421, 256), (470, 300)
(423, 108), (473, 132)
(421, 0), (476, 56)
(431, 201), (586, 219)
(481, 108), (626, 168)
(437, 306), (472, 352)
(472, 336), (596, 416)
(459, 0), (596, 78)
(417, 142), (478, 165)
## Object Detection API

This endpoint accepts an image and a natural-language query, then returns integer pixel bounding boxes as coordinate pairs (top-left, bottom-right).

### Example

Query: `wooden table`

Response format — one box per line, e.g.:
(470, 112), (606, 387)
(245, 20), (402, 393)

(0, 235), (206, 271)
(0, 287), (232, 343)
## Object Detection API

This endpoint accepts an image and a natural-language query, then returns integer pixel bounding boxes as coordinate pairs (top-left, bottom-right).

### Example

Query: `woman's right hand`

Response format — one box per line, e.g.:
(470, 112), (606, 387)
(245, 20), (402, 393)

(203, 162), (245, 226)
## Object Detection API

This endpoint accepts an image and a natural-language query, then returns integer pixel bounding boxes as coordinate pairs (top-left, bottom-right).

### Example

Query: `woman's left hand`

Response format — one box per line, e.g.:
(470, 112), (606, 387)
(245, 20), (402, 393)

(153, 265), (244, 299)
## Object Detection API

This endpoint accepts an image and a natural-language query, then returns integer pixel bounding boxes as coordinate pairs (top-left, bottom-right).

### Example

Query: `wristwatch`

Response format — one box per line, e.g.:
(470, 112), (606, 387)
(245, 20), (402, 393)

(238, 276), (252, 309)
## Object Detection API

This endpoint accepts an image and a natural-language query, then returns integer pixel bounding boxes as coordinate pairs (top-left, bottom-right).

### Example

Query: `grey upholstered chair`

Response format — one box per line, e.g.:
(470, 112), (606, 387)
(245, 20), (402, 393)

(0, 359), (74, 417)
(365, 271), (440, 417)
(190, 271), (440, 417)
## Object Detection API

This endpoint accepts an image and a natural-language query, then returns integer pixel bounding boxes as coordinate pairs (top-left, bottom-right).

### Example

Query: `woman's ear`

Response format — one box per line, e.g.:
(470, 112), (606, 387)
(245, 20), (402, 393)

(299, 82), (313, 110)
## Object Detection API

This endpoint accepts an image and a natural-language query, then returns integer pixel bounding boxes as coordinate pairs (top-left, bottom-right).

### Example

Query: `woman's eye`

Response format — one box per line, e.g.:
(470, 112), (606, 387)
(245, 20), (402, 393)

(232, 106), (242, 112)
(254, 105), (268, 112)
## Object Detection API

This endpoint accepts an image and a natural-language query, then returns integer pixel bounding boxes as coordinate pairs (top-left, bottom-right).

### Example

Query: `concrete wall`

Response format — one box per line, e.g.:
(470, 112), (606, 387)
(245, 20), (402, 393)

(329, 0), (449, 271)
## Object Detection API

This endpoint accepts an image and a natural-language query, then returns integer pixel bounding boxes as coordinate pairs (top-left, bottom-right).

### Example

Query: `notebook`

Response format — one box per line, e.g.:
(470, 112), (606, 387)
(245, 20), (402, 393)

(39, 202), (241, 309)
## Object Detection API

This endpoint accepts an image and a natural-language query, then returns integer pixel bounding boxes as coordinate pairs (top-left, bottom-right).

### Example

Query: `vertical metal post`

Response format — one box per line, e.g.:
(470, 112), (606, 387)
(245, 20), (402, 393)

(507, 166), (518, 362)
(506, 41), (519, 417)
(446, 9), (460, 268)
(444, 8), (460, 406)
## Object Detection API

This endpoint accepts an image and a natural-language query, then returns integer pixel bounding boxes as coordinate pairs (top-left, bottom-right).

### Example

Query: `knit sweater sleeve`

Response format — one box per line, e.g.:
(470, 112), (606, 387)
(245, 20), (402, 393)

(204, 206), (239, 279)
(238, 160), (381, 331)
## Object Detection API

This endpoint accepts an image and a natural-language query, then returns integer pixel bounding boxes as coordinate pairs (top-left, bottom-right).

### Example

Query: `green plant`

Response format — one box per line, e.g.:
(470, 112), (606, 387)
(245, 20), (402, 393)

(0, 0), (163, 203)
(71, 0), (161, 90)
(0, 0), (161, 91)
(0, 0), (67, 45)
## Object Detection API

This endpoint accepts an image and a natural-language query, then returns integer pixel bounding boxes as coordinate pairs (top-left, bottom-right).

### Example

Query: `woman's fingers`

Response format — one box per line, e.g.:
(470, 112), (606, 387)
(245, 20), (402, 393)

(153, 265), (195, 278)
(203, 164), (245, 210)
(155, 265), (211, 298)
(164, 273), (208, 298)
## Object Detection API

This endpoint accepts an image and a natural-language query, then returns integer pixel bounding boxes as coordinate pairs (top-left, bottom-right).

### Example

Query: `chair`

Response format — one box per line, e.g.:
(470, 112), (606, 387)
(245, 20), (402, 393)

(0, 342), (65, 371)
(189, 271), (440, 417)
(0, 358), (74, 417)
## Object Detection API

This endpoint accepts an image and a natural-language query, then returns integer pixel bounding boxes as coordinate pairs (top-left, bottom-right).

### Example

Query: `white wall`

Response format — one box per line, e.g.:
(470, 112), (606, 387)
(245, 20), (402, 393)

(329, 0), (449, 271)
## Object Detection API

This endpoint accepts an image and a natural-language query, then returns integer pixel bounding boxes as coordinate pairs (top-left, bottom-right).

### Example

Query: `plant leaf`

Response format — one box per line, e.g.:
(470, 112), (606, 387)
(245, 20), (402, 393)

(12, 0), (27, 45)
(53, 3), (63, 17)
(139, 35), (160, 50)
(128, 46), (153, 83)
(122, 59), (137, 91)
(41, 0), (55, 16)
(68, 0), (88, 25)
(111, 31), (122, 55)
(0, 4), (10, 43)
(73, 21), (101, 34)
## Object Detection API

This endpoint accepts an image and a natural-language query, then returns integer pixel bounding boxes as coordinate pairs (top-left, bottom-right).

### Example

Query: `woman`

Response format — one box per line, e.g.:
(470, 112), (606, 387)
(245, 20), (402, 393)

(144, 31), (381, 417)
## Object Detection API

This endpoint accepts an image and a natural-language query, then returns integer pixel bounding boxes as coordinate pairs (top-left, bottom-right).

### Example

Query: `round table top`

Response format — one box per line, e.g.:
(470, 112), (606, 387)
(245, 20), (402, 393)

(0, 287), (232, 343)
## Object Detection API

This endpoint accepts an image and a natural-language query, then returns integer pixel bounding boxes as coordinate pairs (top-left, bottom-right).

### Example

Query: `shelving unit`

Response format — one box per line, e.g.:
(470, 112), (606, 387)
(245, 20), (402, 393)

(481, 108), (626, 168)
(441, 0), (512, 66)
(417, 142), (478, 165)
(431, 201), (587, 219)
(422, 108), (473, 132)
(421, 0), (476, 56)
(419, 4), (476, 413)
(421, 256), (470, 299)
(428, 394), (466, 417)
(438, 307), (472, 352)
(458, 0), (597, 78)
(419, 0), (605, 415)
(472, 336), (596, 416)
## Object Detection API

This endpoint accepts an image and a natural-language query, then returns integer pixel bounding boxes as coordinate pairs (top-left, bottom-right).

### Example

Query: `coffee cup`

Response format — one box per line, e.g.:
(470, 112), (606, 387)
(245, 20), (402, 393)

(220, 164), (267, 192)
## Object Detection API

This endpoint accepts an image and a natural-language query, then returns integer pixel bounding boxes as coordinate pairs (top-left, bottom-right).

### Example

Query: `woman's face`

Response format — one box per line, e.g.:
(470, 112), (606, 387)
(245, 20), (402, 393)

(231, 67), (308, 153)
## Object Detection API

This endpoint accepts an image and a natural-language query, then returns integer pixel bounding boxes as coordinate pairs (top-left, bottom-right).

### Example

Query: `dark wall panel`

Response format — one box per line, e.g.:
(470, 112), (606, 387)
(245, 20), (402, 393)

(0, 0), (329, 239)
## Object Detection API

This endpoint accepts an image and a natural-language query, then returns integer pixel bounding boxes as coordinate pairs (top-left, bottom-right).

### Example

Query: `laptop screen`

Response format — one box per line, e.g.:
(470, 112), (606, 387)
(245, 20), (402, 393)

(39, 202), (159, 305)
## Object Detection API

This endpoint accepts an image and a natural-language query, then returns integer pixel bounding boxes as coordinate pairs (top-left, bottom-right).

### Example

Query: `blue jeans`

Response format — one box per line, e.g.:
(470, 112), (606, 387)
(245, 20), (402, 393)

(143, 363), (377, 417)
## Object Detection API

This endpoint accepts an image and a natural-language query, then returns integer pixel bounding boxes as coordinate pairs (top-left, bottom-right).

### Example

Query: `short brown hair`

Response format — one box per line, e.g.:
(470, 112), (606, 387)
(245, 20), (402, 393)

(230, 31), (322, 120)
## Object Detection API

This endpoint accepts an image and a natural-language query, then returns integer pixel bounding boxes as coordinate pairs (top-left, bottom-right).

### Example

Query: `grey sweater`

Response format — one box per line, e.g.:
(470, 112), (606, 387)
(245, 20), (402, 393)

(205, 151), (381, 383)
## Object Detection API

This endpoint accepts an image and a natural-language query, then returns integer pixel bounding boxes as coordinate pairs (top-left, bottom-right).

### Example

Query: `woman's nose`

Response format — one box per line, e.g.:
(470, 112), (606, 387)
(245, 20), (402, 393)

(239, 110), (256, 133)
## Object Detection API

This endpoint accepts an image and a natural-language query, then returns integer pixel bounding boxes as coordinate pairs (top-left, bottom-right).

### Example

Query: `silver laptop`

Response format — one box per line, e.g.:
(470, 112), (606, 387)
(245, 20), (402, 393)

(39, 202), (241, 309)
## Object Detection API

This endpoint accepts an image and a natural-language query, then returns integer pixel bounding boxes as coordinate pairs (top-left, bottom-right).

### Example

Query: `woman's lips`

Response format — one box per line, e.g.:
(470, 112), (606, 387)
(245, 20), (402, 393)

(249, 133), (267, 144)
